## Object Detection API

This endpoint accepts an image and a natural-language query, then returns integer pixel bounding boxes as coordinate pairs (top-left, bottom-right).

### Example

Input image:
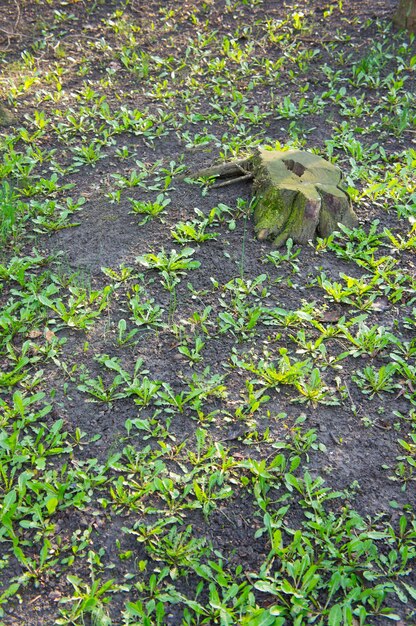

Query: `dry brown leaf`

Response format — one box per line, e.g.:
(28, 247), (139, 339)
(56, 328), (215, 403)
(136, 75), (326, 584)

(28, 329), (42, 338)
(45, 330), (56, 342)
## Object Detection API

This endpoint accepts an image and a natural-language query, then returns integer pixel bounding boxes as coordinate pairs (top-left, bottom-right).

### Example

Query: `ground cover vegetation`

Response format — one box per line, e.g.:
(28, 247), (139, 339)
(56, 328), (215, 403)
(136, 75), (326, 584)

(0, 0), (415, 624)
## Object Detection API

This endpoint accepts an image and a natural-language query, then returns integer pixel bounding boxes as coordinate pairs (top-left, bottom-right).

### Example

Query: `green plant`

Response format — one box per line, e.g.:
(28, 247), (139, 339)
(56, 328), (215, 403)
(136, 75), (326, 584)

(338, 321), (397, 358)
(71, 141), (105, 167)
(1, 5), (416, 624)
(116, 319), (139, 346)
(129, 193), (171, 224)
(0, 182), (21, 243)
(56, 572), (115, 625)
(136, 247), (200, 277)
(294, 367), (340, 406)
(178, 336), (205, 364)
(77, 371), (128, 404)
(171, 218), (218, 243)
(38, 286), (112, 330)
(352, 363), (400, 398)
(128, 292), (165, 329)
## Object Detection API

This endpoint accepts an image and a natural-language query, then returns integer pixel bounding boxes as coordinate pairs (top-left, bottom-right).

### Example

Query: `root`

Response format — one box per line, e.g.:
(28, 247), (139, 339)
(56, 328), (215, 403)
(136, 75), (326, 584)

(187, 157), (253, 181)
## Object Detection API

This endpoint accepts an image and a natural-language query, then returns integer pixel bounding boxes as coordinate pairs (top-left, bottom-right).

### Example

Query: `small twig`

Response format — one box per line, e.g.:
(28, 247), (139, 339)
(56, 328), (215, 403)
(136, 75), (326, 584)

(0, 0), (22, 51)
(329, 432), (341, 445)
(28, 595), (42, 605)
(212, 173), (253, 188)
(185, 157), (253, 181)
(0, 27), (17, 36)
(129, 1), (143, 14)
(14, 0), (21, 25)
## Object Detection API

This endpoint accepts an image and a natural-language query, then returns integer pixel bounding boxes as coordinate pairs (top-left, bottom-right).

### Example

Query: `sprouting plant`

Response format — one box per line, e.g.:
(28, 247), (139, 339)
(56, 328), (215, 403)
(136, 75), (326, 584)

(190, 174), (217, 195)
(127, 377), (162, 408)
(191, 472), (234, 519)
(317, 271), (379, 309)
(217, 302), (263, 339)
(112, 168), (147, 189)
(186, 306), (213, 335)
(136, 248), (200, 276)
(338, 320), (398, 358)
(386, 435), (416, 490)
(384, 223), (416, 251)
(289, 329), (326, 359)
(129, 193), (171, 224)
(101, 265), (136, 284)
(130, 523), (207, 575)
(56, 573), (115, 624)
(352, 363), (400, 398)
(264, 238), (301, 273)
(38, 285), (112, 329)
(224, 273), (268, 297)
(119, 47), (151, 78)
(234, 380), (271, 419)
(156, 383), (203, 414)
(128, 294), (165, 329)
(171, 218), (218, 243)
(233, 348), (312, 389)
(178, 336), (205, 364)
(77, 370), (128, 404)
(324, 220), (385, 264)
(294, 367), (339, 406)
(160, 270), (181, 294)
(116, 319), (139, 347)
(71, 141), (105, 167)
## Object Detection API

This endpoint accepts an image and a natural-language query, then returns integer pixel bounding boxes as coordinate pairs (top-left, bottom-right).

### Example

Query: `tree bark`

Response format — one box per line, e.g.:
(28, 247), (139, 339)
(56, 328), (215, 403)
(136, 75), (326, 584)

(393, 0), (416, 32)
(187, 158), (252, 181)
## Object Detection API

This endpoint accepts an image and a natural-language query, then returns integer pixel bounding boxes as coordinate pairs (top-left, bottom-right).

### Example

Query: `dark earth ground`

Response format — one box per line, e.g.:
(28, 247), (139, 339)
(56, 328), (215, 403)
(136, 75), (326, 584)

(0, 0), (415, 624)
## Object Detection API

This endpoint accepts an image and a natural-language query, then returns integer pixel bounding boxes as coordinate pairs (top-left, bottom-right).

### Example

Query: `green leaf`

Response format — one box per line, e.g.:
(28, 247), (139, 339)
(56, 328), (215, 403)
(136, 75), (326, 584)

(328, 604), (342, 626)
(366, 531), (388, 539)
(402, 582), (416, 601)
(46, 496), (59, 515)
(67, 574), (83, 587)
(2, 489), (17, 514)
(284, 473), (301, 492)
(253, 580), (277, 595)
(242, 609), (282, 626)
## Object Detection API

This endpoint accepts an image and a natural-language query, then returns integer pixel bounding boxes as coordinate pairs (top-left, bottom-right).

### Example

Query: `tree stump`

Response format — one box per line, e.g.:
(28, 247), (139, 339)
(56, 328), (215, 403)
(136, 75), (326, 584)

(393, 0), (416, 32)
(188, 148), (358, 247)
(252, 149), (358, 247)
